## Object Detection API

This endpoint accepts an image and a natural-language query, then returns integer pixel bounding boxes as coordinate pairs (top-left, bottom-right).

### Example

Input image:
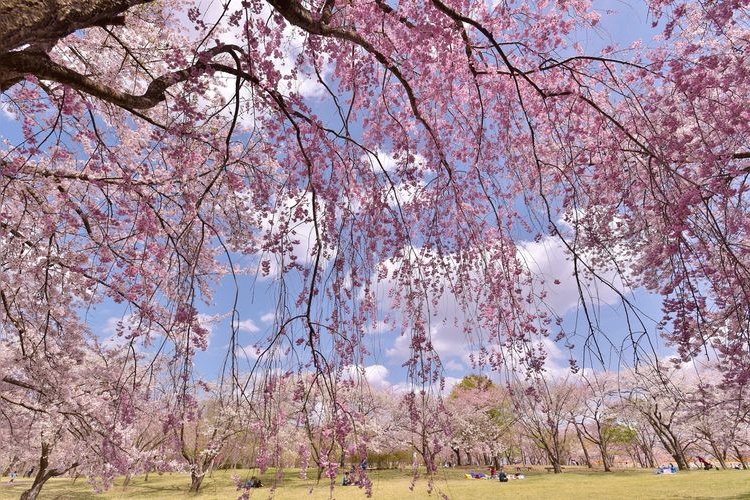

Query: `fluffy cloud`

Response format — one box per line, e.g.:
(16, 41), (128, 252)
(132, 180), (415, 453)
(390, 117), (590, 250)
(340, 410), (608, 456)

(344, 364), (392, 390)
(363, 364), (391, 390)
(444, 359), (465, 372)
(261, 312), (276, 323)
(238, 318), (260, 333)
(517, 235), (627, 316)
(0, 100), (16, 120)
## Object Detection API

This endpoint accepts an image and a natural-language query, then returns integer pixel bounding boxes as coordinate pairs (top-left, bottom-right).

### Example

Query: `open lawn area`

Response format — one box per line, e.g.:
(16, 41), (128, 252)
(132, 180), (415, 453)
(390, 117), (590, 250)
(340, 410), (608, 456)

(1, 467), (749, 500)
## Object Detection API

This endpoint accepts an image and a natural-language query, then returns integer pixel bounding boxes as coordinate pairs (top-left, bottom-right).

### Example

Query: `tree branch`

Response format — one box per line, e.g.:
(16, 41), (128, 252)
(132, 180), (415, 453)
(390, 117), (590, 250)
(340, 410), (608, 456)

(0, 0), (151, 53)
(0, 45), (241, 110)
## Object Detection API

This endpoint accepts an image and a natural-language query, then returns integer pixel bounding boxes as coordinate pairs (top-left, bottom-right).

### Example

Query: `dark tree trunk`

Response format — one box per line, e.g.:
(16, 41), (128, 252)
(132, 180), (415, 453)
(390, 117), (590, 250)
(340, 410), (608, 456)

(0, 0), (152, 53)
(708, 440), (727, 469)
(20, 442), (78, 500)
(573, 424), (592, 468)
(733, 446), (748, 469)
(599, 442), (612, 472)
(639, 443), (656, 468)
(189, 470), (204, 493)
(670, 452), (687, 471)
(20, 480), (47, 500)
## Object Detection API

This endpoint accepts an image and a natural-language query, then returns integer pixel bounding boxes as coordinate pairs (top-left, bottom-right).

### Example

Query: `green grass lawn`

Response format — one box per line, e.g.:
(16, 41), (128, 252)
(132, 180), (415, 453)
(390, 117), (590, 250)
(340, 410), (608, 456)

(1, 466), (748, 499)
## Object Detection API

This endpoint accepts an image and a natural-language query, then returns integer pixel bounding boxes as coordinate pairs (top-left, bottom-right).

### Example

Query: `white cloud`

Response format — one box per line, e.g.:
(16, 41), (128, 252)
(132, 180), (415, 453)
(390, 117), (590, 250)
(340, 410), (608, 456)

(364, 364), (391, 390)
(441, 376), (462, 395)
(363, 149), (399, 173)
(203, 1), (334, 99)
(385, 332), (409, 361)
(261, 312), (275, 323)
(0, 100), (16, 120)
(240, 343), (262, 361)
(343, 364), (392, 390)
(385, 323), (472, 369)
(195, 313), (220, 349)
(517, 235), (626, 316)
(238, 318), (260, 333)
(367, 320), (391, 335)
(247, 189), (334, 280)
(361, 150), (431, 208)
(445, 359), (464, 372)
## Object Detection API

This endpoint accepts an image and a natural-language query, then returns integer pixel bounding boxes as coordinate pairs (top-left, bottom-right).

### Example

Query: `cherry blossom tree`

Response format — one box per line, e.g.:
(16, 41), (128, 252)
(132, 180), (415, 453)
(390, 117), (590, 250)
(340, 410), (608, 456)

(573, 374), (622, 471)
(512, 375), (580, 473)
(677, 366), (750, 469)
(0, 334), (164, 500)
(1, 0), (749, 491)
(611, 401), (659, 469)
(446, 375), (516, 467)
(159, 378), (247, 493)
(621, 364), (695, 470)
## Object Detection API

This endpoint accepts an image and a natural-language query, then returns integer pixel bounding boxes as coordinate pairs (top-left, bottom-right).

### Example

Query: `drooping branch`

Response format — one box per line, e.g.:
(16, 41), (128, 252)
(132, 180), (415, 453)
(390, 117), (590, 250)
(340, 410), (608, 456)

(267, 0), (454, 178)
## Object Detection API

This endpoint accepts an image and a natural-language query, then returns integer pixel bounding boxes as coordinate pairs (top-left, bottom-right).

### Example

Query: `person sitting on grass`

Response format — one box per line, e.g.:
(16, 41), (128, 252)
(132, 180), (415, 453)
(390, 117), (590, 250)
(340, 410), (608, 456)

(498, 471), (509, 482)
(245, 476), (263, 488)
(342, 471), (353, 486)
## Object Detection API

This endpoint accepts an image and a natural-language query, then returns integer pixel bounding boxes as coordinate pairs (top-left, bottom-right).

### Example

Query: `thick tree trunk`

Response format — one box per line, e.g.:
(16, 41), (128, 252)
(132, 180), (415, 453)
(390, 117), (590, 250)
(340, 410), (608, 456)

(628, 450), (641, 468)
(189, 471), (204, 493)
(542, 445), (563, 473)
(188, 455), (216, 493)
(670, 452), (687, 471)
(21, 444), (53, 500)
(20, 480), (47, 500)
(20, 442), (78, 500)
(599, 443), (612, 472)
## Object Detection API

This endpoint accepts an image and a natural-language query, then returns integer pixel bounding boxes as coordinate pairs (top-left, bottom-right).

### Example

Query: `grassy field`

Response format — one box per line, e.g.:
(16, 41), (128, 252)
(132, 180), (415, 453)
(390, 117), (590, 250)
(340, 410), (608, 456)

(1, 466), (749, 499)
